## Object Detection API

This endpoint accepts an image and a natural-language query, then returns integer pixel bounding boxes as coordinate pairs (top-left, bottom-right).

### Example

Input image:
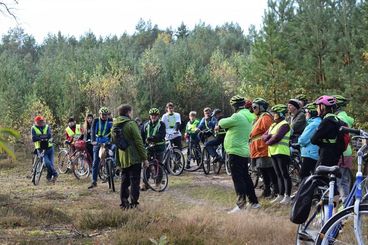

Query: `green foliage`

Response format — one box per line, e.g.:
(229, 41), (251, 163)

(0, 128), (20, 159)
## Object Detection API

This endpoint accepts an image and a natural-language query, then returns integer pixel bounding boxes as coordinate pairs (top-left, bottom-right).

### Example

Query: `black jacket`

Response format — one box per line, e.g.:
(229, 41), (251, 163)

(141, 120), (166, 152)
(289, 110), (306, 143)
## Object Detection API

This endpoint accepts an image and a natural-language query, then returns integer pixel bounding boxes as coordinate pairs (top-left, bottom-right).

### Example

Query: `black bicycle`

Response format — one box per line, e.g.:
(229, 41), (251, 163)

(98, 143), (116, 192)
(184, 137), (202, 172)
(143, 145), (169, 192)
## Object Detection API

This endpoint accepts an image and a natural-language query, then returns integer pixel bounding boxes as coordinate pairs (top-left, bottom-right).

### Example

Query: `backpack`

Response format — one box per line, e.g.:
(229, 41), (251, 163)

(336, 118), (350, 155)
(111, 121), (130, 151)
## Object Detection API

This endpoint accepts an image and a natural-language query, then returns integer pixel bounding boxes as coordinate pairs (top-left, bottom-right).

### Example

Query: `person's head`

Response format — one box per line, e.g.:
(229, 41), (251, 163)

(68, 117), (76, 127)
(304, 103), (318, 119)
(333, 95), (348, 110)
(135, 117), (142, 125)
(118, 104), (133, 118)
(252, 98), (269, 115)
(34, 115), (45, 127)
(270, 104), (288, 121)
(288, 99), (301, 114)
(189, 111), (197, 121)
(86, 114), (93, 124)
(203, 107), (212, 118)
(99, 107), (110, 120)
(314, 95), (337, 117)
(149, 108), (160, 122)
(229, 95), (246, 111)
(166, 102), (174, 114)
(295, 94), (308, 107)
(211, 108), (223, 119)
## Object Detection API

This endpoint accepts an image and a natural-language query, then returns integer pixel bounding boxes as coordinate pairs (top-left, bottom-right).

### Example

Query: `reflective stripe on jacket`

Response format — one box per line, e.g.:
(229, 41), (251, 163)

(268, 120), (291, 156)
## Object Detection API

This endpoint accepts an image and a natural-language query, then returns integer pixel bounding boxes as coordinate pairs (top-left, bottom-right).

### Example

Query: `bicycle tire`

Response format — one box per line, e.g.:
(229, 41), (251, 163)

(225, 153), (231, 176)
(185, 145), (203, 172)
(73, 152), (90, 180)
(144, 161), (168, 192)
(166, 149), (185, 176)
(57, 149), (69, 174)
(106, 159), (115, 192)
(315, 204), (368, 245)
(32, 158), (44, 186)
(290, 159), (301, 186)
(98, 160), (108, 181)
(213, 159), (222, 175)
(202, 148), (211, 175)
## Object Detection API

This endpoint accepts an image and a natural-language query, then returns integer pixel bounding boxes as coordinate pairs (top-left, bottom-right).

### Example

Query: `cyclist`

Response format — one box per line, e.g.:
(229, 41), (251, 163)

(295, 94), (309, 107)
(31, 116), (58, 183)
(140, 108), (166, 190)
(88, 107), (113, 189)
(65, 117), (82, 152)
(113, 104), (148, 209)
(249, 98), (278, 198)
(205, 108), (226, 164)
(83, 114), (94, 163)
(287, 98), (306, 143)
(334, 95), (355, 202)
(219, 95), (260, 213)
(197, 107), (214, 137)
(297, 103), (321, 179)
(184, 111), (200, 169)
(161, 102), (182, 149)
(239, 98), (256, 124)
(263, 104), (292, 204)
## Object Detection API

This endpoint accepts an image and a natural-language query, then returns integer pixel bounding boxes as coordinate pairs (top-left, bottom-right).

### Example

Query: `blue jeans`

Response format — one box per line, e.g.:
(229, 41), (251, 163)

(42, 147), (57, 180)
(205, 137), (223, 158)
(92, 145), (101, 184)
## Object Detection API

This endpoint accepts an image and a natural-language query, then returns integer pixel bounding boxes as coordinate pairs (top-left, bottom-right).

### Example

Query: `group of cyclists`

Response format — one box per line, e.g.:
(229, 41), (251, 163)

(30, 92), (355, 213)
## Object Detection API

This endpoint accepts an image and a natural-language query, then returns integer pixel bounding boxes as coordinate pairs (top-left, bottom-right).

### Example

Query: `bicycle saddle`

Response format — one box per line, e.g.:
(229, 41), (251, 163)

(315, 165), (341, 178)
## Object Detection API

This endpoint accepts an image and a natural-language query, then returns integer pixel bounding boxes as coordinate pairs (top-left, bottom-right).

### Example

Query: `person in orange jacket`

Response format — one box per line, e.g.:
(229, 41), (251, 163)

(249, 98), (279, 198)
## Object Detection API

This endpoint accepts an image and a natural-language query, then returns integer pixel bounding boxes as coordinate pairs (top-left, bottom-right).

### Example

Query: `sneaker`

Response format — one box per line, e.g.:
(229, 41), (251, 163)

(88, 182), (97, 189)
(270, 194), (284, 204)
(227, 205), (242, 214)
(279, 195), (291, 204)
(52, 175), (58, 184)
(249, 203), (261, 209)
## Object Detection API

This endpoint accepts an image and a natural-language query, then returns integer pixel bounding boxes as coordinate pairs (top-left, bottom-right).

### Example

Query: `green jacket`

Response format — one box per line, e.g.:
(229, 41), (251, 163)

(219, 111), (251, 158)
(337, 111), (355, 156)
(238, 108), (256, 124)
(112, 116), (147, 169)
(186, 119), (200, 140)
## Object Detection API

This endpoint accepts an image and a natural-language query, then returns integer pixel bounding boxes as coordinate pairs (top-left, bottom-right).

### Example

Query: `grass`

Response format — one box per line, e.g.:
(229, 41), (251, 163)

(0, 152), (296, 244)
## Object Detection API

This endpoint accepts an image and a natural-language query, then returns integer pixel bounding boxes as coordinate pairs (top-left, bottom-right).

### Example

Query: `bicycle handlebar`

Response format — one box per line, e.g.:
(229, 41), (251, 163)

(340, 126), (361, 135)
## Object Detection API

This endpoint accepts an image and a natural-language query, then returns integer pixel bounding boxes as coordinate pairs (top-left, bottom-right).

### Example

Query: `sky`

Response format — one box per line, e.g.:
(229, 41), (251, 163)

(0, 0), (268, 43)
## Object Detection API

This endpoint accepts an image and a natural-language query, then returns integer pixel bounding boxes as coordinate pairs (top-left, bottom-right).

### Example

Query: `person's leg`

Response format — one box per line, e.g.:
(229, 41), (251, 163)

(259, 167), (271, 197)
(129, 163), (142, 207)
(205, 138), (220, 159)
(171, 136), (182, 150)
(241, 157), (258, 204)
(42, 149), (52, 181)
(299, 157), (317, 179)
(229, 154), (247, 209)
(268, 166), (279, 195)
(271, 155), (284, 196)
(278, 155), (292, 196)
(91, 145), (101, 185)
(48, 146), (58, 179)
(120, 167), (131, 208)
(337, 167), (352, 203)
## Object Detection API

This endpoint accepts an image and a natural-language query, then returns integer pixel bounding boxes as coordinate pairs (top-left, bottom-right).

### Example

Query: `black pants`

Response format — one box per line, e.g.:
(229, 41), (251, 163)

(120, 163), (141, 208)
(87, 143), (93, 163)
(170, 136), (182, 150)
(260, 167), (279, 194)
(271, 154), (292, 196)
(300, 157), (317, 179)
(229, 154), (258, 208)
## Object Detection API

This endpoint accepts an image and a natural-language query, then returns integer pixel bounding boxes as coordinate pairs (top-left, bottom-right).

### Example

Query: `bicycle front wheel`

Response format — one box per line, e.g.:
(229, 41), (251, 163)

(202, 148), (211, 175)
(224, 153), (231, 176)
(73, 152), (90, 180)
(185, 145), (203, 172)
(166, 149), (185, 176)
(32, 158), (44, 186)
(57, 149), (69, 174)
(144, 162), (168, 192)
(315, 204), (368, 245)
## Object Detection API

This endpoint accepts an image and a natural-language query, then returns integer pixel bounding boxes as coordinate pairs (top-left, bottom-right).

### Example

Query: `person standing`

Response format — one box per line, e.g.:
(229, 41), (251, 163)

(288, 99), (306, 144)
(161, 102), (182, 149)
(219, 95), (260, 213)
(113, 104), (148, 209)
(83, 114), (94, 163)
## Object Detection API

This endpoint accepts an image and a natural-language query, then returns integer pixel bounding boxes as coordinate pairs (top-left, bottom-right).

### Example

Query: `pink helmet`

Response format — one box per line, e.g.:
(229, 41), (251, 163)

(314, 95), (336, 106)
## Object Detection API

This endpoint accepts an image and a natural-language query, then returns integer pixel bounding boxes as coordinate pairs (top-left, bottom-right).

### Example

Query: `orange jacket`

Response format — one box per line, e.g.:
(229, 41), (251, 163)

(249, 112), (273, 158)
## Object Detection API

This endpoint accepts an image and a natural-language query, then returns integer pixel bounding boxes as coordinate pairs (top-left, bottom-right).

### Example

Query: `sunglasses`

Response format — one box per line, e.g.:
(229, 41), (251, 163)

(252, 105), (259, 110)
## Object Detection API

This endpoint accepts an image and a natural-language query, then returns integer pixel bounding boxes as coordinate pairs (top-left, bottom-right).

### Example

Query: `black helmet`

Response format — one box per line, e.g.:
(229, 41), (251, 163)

(252, 98), (269, 111)
(211, 108), (222, 117)
(230, 95), (245, 107)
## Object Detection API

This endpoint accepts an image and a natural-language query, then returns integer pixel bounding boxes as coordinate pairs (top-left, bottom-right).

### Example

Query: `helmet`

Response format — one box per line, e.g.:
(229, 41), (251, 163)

(252, 98), (269, 111)
(99, 107), (109, 114)
(34, 115), (45, 122)
(314, 95), (336, 107)
(333, 95), (348, 107)
(288, 99), (302, 109)
(270, 104), (288, 116)
(149, 108), (160, 115)
(245, 100), (252, 109)
(303, 103), (318, 117)
(211, 108), (222, 117)
(230, 95), (245, 107)
(295, 94), (308, 104)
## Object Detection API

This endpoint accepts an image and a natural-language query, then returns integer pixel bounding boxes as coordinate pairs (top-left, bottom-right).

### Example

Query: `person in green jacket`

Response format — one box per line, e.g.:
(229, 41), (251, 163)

(218, 95), (260, 213)
(112, 104), (148, 209)
(334, 95), (355, 202)
(185, 111), (200, 169)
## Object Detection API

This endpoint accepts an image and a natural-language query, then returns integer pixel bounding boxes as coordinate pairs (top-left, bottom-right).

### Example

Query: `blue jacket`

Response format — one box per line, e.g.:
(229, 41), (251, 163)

(298, 117), (321, 160)
(197, 117), (217, 131)
(91, 118), (113, 144)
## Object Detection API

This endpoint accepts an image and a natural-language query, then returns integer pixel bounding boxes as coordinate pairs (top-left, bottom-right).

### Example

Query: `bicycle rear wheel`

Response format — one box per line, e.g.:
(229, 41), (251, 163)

(185, 145), (203, 172)
(166, 149), (184, 176)
(224, 153), (231, 176)
(57, 149), (69, 174)
(315, 204), (368, 245)
(32, 158), (44, 186)
(144, 161), (168, 192)
(202, 148), (211, 175)
(73, 152), (90, 180)
(106, 159), (115, 192)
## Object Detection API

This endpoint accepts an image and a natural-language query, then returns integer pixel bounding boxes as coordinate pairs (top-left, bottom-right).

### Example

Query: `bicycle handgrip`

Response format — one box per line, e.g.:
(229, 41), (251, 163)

(340, 126), (361, 135)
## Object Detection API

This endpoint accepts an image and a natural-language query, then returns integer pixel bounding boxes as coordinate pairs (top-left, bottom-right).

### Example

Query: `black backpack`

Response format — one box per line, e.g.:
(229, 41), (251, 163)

(111, 121), (130, 151)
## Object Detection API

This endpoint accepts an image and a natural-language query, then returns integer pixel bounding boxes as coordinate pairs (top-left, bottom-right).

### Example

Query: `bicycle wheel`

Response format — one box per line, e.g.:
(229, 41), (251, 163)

(144, 161), (168, 192)
(73, 152), (90, 180)
(202, 148), (211, 175)
(99, 161), (108, 181)
(315, 204), (368, 245)
(57, 149), (69, 174)
(213, 159), (222, 175)
(185, 145), (203, 172)
(290, 159), (301, 186)
(32, 158), (44, 186)
(166, 149), (185, 176)
(225, 153), (231, 176)
(106, 159), (115, 192)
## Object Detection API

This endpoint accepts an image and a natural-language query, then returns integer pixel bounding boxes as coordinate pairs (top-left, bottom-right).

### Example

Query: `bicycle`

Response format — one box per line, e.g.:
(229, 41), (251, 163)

(98, 143), (116, 192)
(184, 137), (203, 172)
(248, 161), (262, 188)
(315, 127), (368, 245)
(143, 144), (169, 192)
(290, 143), (302, 186)
(32, 147), (46, 186)
(164, 133), (185, 176)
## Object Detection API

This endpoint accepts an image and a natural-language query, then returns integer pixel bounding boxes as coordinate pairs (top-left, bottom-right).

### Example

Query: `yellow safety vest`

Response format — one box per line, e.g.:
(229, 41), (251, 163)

(146, 121), (165, 145)
(65, 124), (81, 138)
(268, 120), (291, 156)
(32, 125), (53, 149)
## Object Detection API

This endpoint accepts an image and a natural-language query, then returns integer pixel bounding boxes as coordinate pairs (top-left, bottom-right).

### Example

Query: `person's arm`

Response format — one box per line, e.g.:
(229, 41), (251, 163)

(218, 114), (237, 129)
(91, 119), (97, 142)
(31, 127), (41, 142)
(155, 122), (166, 142)
(250, 115), (272, 138)
(197, 118), (205, 131)
(46, 126), (52, 140)
(129, 122), (147, 161)
(174, 113), (181, 131)
(265, 124), (290, 145)
(292, 112), (306, 135)
(311, 119), (331, 146)
(298, 124), (315, 147)
(141, 122), (147, 144)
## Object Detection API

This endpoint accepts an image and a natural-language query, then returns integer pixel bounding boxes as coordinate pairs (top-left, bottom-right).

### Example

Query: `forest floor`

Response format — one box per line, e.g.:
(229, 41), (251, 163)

(0, 152), (296, 245)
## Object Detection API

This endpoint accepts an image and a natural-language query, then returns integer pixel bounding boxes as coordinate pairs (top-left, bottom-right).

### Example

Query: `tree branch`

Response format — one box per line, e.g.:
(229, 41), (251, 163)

(0, 1), (18, 21)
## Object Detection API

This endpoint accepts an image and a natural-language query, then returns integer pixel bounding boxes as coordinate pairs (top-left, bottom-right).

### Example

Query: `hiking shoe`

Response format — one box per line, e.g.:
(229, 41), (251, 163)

(52, 175), (58, 184)
(271, 194), (284, 204)
(280, 195), (291, 205)
(88, 182), (97, 189)
(227, 205), (242, 214)
(249, 203), (261, 209)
